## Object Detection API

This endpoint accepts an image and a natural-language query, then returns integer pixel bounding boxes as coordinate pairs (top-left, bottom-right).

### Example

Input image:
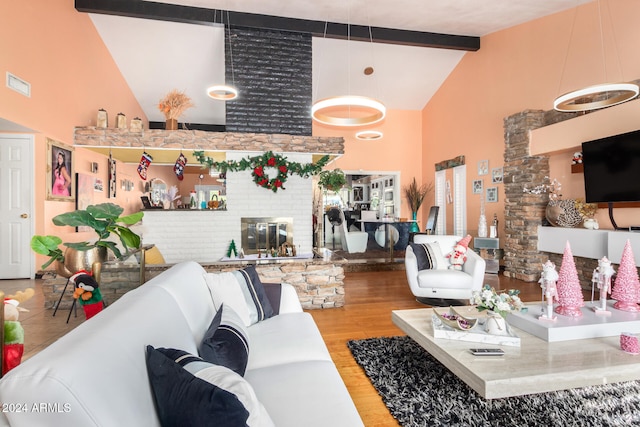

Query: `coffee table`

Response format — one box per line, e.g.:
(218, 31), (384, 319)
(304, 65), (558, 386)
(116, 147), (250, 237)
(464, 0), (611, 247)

(392, 307), (640, 399)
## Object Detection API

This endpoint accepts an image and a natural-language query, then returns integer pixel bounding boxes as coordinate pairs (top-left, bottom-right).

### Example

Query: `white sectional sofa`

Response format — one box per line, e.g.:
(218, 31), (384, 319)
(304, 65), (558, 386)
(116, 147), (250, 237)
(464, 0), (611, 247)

(0, 261), (364, 427)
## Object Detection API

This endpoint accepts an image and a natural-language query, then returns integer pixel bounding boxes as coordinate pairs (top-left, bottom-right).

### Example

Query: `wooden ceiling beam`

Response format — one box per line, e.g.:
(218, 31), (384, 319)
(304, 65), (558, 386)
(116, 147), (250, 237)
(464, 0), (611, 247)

(75, 0), (480, 51)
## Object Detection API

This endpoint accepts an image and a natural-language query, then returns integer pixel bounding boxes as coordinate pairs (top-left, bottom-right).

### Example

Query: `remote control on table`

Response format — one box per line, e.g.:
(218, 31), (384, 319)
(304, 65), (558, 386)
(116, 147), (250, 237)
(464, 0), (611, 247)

(470, 348), (504, 356)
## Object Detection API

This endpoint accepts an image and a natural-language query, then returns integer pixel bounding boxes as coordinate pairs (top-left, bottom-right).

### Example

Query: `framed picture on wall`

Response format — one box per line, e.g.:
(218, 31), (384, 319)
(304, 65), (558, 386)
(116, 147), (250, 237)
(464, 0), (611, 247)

(486, 187), (498, 203)
(472, 179), (483, 194)
(108, 154), (117, 198)
(492, 167), (503, 184)
(76, 173), (94, 232)
(477, 160), (489, 176)
(46, 138), (75, 201)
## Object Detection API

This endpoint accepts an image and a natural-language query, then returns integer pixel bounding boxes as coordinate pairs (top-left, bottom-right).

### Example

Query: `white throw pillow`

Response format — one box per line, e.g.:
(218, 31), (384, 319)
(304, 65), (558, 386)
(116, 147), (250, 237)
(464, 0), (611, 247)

(204, 272), (252, 326)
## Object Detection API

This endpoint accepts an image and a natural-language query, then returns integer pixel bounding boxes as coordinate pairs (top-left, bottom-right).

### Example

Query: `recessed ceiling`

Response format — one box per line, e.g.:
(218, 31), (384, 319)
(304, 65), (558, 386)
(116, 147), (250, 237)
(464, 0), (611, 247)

(85, 0), (592, 127)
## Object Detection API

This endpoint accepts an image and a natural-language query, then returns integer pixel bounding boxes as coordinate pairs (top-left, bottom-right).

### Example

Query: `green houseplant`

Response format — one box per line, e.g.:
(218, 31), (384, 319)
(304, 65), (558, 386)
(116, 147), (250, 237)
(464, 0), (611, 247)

(318, 169), (347, 192)
(31, 203), (144, 270)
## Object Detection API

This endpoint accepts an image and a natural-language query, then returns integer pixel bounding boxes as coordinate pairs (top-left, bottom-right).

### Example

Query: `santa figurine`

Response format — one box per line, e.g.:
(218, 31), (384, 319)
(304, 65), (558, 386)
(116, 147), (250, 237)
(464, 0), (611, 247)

(446, 235), (472, 271)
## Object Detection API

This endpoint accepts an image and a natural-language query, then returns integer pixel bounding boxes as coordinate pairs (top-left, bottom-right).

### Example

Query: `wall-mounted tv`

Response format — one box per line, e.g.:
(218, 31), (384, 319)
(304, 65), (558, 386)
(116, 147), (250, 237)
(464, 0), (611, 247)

(582, 129), (640, 204)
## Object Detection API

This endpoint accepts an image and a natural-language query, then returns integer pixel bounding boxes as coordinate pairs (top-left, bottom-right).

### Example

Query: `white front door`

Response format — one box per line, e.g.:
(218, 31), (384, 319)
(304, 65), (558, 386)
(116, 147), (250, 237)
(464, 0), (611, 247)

(0, 134), (34, 279)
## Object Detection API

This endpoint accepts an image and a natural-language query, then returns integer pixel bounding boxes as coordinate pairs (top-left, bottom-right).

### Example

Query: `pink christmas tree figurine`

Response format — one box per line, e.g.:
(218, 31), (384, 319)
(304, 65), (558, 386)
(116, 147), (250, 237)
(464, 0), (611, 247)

(611, 240), (640, 312)
(554, 241), (585, 317)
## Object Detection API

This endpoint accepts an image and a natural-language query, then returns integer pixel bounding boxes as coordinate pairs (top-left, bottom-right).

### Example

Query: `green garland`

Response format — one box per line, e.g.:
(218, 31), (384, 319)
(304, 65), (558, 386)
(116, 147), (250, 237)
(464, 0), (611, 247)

(194, 150), (330, 193)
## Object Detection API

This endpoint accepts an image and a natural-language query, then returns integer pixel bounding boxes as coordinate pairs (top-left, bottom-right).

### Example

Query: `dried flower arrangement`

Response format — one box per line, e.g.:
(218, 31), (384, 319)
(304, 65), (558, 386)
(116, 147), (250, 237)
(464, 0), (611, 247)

(575, 198), (598, 218)
(158, 89), (194, 120)
(403, 178), (434, 212)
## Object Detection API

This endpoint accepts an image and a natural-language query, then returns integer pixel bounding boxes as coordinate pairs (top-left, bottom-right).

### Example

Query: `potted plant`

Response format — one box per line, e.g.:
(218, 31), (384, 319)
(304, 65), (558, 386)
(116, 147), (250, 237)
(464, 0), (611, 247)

(318, 169), (347, 192)
(31, 203), (144, 273)
(403, 178), (434, 232)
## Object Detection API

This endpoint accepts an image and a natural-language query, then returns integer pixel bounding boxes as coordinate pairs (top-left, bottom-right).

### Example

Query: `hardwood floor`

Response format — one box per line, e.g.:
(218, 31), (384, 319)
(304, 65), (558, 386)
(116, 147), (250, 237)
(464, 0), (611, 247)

(308, 270), (541, 427)
(1, 269), (541, 426)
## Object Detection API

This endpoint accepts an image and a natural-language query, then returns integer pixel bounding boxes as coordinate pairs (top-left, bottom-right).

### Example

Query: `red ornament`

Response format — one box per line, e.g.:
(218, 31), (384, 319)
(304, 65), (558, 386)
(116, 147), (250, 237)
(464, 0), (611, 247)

(254, 166), (264, 177)
(275, 179), (282, 187)
(267, 157), (276, 166)
(279, 165), (287, 173)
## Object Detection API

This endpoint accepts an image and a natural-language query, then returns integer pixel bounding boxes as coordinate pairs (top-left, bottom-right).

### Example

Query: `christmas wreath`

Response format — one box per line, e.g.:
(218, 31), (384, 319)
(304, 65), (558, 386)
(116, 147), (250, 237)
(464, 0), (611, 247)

(194, 150), (329, 193)
(250, 152), (290, 191)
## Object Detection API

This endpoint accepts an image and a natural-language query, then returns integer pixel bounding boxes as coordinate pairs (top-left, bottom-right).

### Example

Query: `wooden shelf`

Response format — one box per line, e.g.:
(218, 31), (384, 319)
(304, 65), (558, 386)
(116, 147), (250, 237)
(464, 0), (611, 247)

(571, 163), (584, 173)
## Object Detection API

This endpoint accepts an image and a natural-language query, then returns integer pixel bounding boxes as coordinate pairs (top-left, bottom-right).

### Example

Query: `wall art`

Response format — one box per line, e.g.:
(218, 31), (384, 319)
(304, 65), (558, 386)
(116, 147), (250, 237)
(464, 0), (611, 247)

(46, 138), (75, 202)
(477, 160), (489, 176)
(486, 186), (498, 203)
(492, 167), (503, 184)
(472, 179), (483, 194)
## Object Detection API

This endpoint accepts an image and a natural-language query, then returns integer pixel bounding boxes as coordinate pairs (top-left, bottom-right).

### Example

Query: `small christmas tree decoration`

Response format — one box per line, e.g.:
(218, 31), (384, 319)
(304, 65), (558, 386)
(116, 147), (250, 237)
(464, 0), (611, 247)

(137, 151), (153, 180)
(554, 241), (585, 317)
(227, 240), (238, 258)
(611, 240), (640, 312)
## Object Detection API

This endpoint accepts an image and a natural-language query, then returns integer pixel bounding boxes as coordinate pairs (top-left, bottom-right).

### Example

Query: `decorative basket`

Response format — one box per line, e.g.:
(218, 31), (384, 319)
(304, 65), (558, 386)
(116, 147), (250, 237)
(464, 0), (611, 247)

(545, 199), (583, 227)
(432, 307), (479, 331)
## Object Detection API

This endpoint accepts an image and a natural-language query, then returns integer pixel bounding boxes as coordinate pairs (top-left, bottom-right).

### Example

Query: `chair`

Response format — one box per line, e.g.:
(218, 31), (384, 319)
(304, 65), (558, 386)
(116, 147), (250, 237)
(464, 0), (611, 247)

(359, 210), (378, 232)
(338, 209), (368, 253)
(405, 234), (486, 301)
(425, 206), (439, 234)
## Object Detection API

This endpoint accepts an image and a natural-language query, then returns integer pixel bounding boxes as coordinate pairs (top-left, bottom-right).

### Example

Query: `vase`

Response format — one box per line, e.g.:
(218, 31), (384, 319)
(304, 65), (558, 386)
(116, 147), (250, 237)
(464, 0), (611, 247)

(485, 311), (508, 335)
(478, 214), (488, 238)
(165, 118), (178, 130)
(410, 212), (420, 233)
(62, 247), (108, 276)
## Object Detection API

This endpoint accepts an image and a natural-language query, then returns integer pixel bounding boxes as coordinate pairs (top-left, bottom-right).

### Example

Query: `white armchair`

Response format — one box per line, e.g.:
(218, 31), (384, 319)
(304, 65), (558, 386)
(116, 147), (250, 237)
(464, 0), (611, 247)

(339, 210), (368, 253)
(405, 234), (486, 301)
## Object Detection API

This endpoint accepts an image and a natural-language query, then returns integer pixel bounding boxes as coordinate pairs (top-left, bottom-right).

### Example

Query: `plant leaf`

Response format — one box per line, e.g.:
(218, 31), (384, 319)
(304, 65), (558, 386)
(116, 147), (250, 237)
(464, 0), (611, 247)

(117, 211), (143, 225)
(87, 203), (124, 219)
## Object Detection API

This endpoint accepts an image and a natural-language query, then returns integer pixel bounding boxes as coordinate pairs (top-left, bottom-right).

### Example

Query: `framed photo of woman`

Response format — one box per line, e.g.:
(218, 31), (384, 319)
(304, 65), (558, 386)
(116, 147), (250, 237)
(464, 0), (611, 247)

(47, 138), (75, 201)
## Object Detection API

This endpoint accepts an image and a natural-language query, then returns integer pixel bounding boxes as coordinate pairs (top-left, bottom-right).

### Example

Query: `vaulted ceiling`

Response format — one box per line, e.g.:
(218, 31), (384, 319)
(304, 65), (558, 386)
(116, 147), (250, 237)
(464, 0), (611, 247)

(81, 0), (592, 127)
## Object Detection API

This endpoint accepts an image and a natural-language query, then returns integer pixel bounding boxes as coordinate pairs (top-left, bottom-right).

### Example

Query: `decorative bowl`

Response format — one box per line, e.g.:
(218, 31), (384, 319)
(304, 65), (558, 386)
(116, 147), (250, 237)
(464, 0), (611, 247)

(432, 307), (479, 331)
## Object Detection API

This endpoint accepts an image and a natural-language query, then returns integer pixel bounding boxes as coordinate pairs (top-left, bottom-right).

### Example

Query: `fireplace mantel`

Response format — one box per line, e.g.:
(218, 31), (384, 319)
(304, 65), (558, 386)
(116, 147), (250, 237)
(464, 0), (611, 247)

(74, 127), (344, 158)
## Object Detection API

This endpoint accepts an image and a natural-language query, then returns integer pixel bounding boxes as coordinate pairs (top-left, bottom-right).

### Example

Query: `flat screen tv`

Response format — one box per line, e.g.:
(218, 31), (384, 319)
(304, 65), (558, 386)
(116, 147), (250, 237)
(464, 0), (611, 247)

(582, 129), (640, 204)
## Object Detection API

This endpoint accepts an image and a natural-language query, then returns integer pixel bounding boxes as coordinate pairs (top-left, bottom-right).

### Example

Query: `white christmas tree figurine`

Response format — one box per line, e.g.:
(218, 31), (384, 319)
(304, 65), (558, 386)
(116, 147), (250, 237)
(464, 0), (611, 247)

(611, 240), (640, 312)
(554, 241), (585, 317)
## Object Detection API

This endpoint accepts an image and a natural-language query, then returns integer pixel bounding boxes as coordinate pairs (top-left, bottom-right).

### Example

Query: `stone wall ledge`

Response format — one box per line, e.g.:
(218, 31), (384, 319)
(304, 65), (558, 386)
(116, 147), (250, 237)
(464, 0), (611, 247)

(74, 127), (344, 155)
(43, 250), (348, 311)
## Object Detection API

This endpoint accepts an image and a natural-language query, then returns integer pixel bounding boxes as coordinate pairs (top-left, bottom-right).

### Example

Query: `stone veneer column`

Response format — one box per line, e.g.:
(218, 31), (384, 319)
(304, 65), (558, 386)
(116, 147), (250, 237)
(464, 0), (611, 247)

(503, 110), (549, 281)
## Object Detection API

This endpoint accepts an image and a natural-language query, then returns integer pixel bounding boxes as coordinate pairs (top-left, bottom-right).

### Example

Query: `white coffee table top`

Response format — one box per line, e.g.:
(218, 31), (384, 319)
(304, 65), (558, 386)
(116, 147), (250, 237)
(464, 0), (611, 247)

(392, 307), (640, 399)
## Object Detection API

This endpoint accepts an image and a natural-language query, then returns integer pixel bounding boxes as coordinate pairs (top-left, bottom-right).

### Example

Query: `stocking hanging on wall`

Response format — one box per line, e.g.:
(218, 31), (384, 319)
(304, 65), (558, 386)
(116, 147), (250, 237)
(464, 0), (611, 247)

(137, 152), (153, 180)
(174, 152), (187, 181)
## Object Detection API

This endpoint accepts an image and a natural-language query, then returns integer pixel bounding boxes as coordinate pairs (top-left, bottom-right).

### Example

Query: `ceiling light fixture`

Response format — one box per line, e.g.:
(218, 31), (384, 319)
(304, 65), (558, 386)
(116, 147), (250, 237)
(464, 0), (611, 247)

(554, 0), (638, 112)
(355, 130), (383, 140)
(311, 3), (385, 127)
(207, 10), (238, 101)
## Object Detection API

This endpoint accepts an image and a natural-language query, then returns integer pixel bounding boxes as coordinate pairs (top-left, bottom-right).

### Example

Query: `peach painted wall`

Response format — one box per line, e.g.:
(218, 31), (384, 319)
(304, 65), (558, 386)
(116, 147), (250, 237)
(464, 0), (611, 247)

(0, 0), (147, 269)
(313, 109), (425, 221)
(422, 0), (640, 235)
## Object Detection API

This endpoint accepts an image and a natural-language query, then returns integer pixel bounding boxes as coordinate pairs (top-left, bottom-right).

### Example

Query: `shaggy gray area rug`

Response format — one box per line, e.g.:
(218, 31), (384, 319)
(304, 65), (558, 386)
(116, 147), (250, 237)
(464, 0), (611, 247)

(347, 336), (640, 427)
